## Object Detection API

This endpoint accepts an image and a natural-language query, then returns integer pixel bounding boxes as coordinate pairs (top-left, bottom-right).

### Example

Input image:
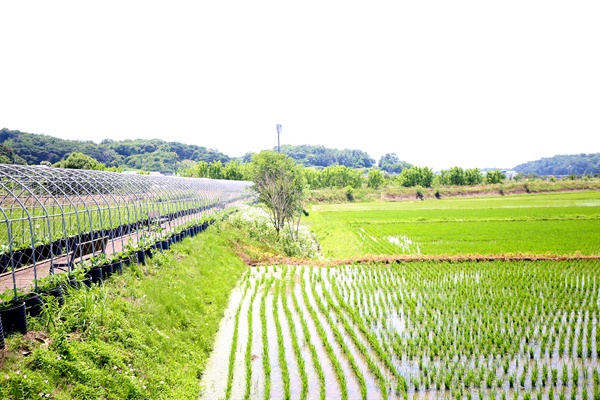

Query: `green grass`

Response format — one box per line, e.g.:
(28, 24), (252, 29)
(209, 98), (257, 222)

(307, 191), (600, 258)
(0, 228), (247, 399)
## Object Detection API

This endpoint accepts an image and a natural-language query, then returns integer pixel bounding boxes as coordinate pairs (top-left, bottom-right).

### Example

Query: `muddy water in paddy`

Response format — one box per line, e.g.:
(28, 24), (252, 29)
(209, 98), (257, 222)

(299, 269), (363, 399)
(198, 284), (247, 399)
(307, 269), (384, 399)
(287, 281), (320, 399)
(229, 278), (253, 399)
(291, 276), (341, 399)
(265, 285), (284, 399)
(276, 289), (304, 398)
(250, 288), (265, 399)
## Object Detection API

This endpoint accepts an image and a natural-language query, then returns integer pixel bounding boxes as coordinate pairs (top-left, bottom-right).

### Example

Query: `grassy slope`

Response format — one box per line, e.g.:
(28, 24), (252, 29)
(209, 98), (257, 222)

(307, 191), (600, 258)
(0, 229), (246, 399)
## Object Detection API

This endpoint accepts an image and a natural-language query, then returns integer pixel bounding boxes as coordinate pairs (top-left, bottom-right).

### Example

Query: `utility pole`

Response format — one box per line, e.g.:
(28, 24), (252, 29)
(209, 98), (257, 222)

(276, 124), (282, 153)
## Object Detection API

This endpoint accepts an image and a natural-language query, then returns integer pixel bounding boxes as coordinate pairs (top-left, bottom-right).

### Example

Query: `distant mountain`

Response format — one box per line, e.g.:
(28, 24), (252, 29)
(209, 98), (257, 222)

(514, 153), (600, 176)
(276, 144), (376, 169)
(0, 128), (230, 173)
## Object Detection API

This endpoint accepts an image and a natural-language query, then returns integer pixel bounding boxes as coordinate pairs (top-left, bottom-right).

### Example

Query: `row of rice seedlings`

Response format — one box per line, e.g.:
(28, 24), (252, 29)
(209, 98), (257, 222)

(297, 267), (350, 400)
(305, 269), (369, 399)
(327, 268), (409, 397)
(272, 275), (291, 399)
(244, 274), (261, 400)
(289, 270), (327, 400)
(309, 268), (389, 398)
(225, 270), (251, 400)
(260, 276), (274, 400)
(281, 266), (309, 399)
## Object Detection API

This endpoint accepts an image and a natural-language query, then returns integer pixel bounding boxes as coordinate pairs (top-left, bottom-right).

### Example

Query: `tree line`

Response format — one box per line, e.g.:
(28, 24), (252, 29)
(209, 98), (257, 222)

(514, 153), (600, 176)
(0, 128), (230, 173)
(180, 157), (507, 189)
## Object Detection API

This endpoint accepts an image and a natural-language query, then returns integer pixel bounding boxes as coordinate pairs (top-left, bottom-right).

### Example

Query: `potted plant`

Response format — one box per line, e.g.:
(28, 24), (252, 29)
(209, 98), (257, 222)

(35, 273), (68, 307)
(0, 290), (27, 335)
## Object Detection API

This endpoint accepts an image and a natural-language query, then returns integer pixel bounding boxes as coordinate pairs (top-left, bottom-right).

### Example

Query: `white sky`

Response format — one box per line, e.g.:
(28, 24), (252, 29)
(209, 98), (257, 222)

(1, 1), (599, 171)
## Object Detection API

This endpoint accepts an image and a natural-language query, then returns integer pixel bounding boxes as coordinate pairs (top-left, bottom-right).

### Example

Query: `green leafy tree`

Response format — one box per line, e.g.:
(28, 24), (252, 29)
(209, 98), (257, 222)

(439, 166), (465, 186)
(367, 168), (385, 189)
(251, 151), (306, 237)
(398, 166), (434, 188)
(378, 153), (412, 174)
(485, 169), (506, 184)
(207, 160), (223, 179)
(53, 152), (106, 170)
(464, 168), (484, 185)
(223, 161), (247, 180)
(0, 142), (27, 165)
(317, 165), (363, 189)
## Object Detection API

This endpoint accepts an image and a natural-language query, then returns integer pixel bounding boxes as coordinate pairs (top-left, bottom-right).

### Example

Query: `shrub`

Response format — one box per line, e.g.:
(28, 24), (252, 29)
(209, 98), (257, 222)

(345, 186), (355, 201)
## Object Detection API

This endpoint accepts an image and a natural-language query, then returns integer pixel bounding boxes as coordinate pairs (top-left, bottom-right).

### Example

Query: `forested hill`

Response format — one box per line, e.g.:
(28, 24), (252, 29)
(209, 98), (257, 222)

(514, 153), (600, 176)
(0, 128), (230, 173)
(276, 144), (376, 168)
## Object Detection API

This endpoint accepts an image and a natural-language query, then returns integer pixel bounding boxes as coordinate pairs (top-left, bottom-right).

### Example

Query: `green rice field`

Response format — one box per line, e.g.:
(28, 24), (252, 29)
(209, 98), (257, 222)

(201, 261), (600, 399)
(307, 192), (600, 258)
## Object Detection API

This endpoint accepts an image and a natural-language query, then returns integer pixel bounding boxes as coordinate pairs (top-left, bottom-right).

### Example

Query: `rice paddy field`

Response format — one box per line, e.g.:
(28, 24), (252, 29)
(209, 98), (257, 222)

(307, 192), (600, 258)
(201, 262), (600, 400)
(200, 191), (600, 399)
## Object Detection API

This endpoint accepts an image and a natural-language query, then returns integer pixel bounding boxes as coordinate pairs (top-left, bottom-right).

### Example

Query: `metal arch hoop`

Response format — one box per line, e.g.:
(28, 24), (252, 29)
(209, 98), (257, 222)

(0, 165), (253, 299)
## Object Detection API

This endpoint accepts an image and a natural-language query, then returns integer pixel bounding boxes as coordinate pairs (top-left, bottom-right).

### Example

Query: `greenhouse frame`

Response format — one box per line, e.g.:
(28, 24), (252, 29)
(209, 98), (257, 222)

(0, 164), (253, 297)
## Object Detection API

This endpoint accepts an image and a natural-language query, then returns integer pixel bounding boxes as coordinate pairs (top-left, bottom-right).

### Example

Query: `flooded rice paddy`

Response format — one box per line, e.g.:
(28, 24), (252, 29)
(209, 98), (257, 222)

(200, 260), (600, 399)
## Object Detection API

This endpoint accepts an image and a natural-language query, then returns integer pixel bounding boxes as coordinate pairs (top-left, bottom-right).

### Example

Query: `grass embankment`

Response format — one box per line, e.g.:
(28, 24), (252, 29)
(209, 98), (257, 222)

(307, 179), (600, 203)
(0, 229), (246, 399)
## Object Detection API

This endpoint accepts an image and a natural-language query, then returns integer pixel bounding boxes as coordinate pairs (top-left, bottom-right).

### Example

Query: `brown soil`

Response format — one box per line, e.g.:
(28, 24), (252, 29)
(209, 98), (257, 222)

(244, 253), (600, 267)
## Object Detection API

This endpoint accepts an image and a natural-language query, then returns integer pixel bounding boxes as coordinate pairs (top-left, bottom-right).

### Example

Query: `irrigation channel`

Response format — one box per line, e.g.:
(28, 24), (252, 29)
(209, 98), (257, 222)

(0, 165), (253, 296)
(200, 261), (600, 400)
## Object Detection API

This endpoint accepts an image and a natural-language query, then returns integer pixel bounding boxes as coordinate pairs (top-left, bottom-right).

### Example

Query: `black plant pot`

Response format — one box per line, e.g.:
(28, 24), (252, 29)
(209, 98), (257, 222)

(111, 261), (123, 275)
(161, 240), (170, 250)
(0, 314), (4, 349)
(101, 263), (113, 279)
(41, 286), (64, 307)
(81, 276), (93, 288)
(36, 244), (51, 261)
(11, 250), (24, 270)
(21, 248), (33, 267)
(68, 275), (79, 289)
(52, 240), (64, 257)
(136, 250), (146, 266)
(0, 253), (8, 274)
(87, 267), (103, 285)
(21, 292), (44, 317)
(144, 248), (153, 259)
(66, 236), (78, 253)
(0, 301), (27, 335)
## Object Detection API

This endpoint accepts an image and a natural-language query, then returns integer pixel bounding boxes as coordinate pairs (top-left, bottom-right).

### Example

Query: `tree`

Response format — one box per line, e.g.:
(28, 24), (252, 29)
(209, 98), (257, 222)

(367, 168), (385, 189)
(378, 153), (412, 174)
(52, 152), (106, 170)
(398, 166), (434, 188)
(464, 168), (484, 185)
(251, 151), (306, 238)
(0, 142), (26, 165)
(485, 170), (506, 184)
